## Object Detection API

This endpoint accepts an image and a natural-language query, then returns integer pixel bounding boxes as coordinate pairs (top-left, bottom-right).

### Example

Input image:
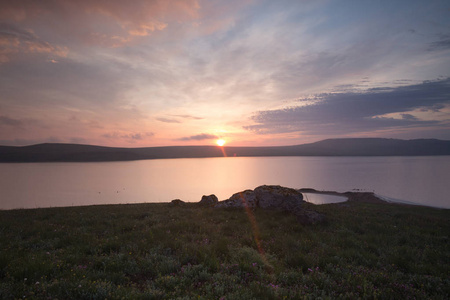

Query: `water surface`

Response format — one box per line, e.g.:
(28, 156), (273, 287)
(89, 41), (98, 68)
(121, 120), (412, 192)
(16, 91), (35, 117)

(302, 193), (348, 205)
(0, 156), (449, 209)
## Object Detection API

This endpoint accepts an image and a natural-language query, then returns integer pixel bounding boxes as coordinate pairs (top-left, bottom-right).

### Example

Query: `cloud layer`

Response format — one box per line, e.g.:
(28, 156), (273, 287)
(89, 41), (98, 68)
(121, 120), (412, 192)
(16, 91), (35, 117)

(0, 0), (449, 146)
(177, 133), (218, 141)
(245, 78), (450, 137)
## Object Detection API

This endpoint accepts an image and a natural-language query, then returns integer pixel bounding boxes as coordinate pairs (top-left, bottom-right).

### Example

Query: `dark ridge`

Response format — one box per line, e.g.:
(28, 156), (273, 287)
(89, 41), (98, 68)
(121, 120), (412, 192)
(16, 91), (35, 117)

(1, 138), (449, 162)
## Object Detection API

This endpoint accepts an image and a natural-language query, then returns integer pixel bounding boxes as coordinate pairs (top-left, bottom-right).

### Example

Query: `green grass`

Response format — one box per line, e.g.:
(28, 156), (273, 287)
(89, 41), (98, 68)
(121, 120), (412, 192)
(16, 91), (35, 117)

(0, 201), (448, 299)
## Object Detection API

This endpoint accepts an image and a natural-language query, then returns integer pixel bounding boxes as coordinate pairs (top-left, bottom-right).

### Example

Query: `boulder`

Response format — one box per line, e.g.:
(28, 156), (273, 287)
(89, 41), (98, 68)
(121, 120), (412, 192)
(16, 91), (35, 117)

(199, 194), (218, 206)
(254, 185), (304, 211)
(215, 189), (258, 208)
(212, 185), (324, 225)
(169, 199), (185, 207)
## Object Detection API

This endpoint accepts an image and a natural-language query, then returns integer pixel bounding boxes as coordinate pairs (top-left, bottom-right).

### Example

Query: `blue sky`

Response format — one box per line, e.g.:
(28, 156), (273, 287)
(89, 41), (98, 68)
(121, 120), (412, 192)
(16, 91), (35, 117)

(0, 0), (449, 146)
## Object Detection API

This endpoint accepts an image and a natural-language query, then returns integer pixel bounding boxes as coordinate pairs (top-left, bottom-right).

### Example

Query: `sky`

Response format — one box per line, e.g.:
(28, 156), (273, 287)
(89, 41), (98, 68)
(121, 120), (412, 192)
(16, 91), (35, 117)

(0, 0), (449, 147)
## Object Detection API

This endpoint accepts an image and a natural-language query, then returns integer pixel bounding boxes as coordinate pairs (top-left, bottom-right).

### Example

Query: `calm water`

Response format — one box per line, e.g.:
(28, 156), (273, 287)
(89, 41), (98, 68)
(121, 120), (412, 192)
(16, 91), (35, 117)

(302, 193), (348, 205)
(0, 156), (449, 210)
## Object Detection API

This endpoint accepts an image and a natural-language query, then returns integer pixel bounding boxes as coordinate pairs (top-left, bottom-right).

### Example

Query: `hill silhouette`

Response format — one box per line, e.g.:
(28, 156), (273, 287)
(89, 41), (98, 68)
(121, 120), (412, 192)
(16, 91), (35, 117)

(1, 138), (449, 162)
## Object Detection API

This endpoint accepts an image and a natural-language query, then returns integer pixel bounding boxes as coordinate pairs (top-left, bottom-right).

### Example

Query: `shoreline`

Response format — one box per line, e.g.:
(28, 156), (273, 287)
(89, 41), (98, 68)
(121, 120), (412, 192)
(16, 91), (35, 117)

(2, 189), (448, 212)
(2, 138), (450, 162)
(300, 189), (450, 209)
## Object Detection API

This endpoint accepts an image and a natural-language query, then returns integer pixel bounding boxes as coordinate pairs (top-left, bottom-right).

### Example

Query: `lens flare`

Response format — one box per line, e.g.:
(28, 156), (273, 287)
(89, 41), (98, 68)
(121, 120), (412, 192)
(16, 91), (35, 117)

(216, 139), (226, 146)
(238, 192), (273, 272)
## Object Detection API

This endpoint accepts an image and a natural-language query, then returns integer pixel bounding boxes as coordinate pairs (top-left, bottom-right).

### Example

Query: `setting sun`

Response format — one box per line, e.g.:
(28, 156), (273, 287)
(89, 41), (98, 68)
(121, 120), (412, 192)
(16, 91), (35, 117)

(216, 139), (226, 146)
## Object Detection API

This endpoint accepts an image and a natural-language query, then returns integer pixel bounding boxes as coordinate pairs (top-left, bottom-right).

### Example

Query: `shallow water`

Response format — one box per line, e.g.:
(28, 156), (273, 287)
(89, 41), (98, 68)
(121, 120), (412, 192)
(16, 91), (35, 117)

(302, 193), (348, 205)
(0, 156), (449, 209)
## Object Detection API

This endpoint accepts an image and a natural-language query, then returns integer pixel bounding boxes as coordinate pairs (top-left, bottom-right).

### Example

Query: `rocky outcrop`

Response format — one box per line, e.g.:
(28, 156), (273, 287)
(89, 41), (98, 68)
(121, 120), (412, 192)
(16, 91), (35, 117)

(214, 185), (325, 224)
(199, 194), (219, 206)
(214, 185), (304, 209)
(215, 189), (258, 208)
(216, 185), (304, 210)
(255, 185), (303, 211)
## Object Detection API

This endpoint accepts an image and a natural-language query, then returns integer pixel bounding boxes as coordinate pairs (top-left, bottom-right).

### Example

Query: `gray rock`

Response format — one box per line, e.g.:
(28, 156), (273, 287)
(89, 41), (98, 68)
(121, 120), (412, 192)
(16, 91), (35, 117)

(199, 194), (218, 206)
(215, 189), (258, 208)
(254, 185), (304, 211)
(213, 185), (324, 225)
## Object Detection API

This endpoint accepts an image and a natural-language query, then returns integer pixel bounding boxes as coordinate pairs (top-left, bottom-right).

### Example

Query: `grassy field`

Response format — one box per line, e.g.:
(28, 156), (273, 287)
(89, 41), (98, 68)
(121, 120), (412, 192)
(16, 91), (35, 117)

(0, 200), (448, 299)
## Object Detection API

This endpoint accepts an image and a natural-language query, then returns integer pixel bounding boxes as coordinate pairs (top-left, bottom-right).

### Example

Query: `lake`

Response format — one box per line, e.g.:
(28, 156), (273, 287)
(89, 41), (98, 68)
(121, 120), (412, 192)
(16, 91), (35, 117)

(0, 156), (449, 210)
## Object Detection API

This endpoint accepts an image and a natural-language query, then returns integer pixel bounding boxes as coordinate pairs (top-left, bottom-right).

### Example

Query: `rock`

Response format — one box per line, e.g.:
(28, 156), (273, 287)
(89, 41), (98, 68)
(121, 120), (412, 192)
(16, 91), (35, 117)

(214, 185), (304, 211)
(169, 199), (185, 207)
(199, 194), (218, 206)
(254, 185), (304, 211)
(293, 209), (326, 225)
(215, 190), (258, 208)
(212, 185), (324, 225)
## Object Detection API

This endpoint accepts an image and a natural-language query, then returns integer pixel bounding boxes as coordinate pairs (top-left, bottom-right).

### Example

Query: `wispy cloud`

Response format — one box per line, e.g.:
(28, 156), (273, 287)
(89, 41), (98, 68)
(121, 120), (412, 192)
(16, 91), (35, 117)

(0, 0), (201, 47)
(428, 35), (450, 52)
(156, 115), (203, 123)
(156, 117), (181, 123)
(102, 132), (154, 142)
(172, 114), (203, 120)
(0, 115), (42, 130)
(177, 133), (218, 141)
(0, 115), (24, 128)
(0, 23), (68, 63)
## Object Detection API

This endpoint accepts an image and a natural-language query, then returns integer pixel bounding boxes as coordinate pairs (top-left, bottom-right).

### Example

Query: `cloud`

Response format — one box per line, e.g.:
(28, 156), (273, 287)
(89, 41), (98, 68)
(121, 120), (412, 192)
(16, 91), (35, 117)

(400, 114), (419, 121)
(0, 0), (201, 48)
(0, 115), (24, 128)
(172, 114), (203, 120)
(87, 120), (104, 129)
(0, 54), (130, 110)
(0, 23), (68, 63)
(0, 115), (42, 130)
(156, 115), (203, 123)
(1, 1), (449, 147)
(428, 35), (450, 52)
(177, 133), (218, 141)
(244, 78), (450, 136)
(102, 131), (154, 141)
(156, 117), (181, 123)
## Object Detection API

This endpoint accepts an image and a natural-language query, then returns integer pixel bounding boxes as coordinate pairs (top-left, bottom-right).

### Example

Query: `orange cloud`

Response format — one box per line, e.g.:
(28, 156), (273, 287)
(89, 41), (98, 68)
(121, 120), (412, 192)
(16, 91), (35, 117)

(0, 24), (68, 63)
(0, 0), (201, 47)
(127, 22), (168, 37)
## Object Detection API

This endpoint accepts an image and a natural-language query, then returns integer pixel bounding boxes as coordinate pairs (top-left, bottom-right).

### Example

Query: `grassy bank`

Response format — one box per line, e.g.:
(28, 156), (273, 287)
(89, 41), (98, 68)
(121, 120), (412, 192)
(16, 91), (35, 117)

(0, 200), (448, 299)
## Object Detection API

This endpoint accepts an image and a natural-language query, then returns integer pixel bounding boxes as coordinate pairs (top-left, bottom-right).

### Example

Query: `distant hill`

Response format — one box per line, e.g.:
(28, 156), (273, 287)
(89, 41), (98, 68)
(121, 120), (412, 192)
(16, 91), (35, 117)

(1, 138), (449, 162)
